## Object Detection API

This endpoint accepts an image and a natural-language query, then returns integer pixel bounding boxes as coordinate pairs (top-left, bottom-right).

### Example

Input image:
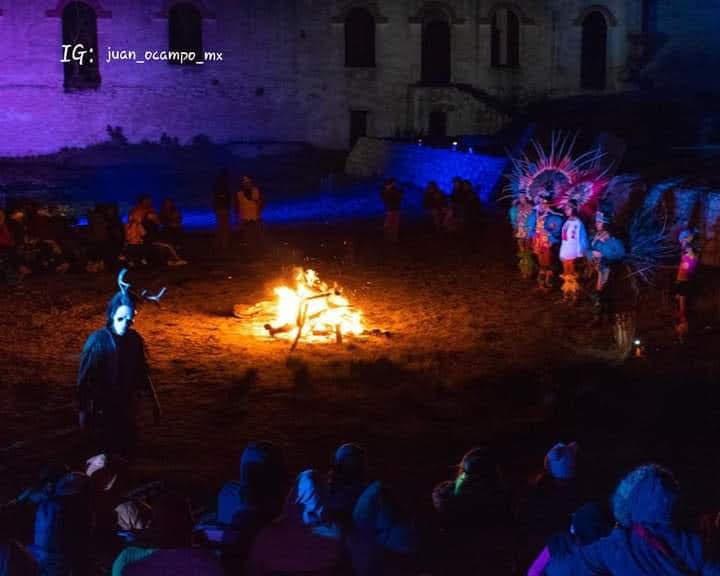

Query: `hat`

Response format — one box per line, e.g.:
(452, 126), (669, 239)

(334, 443), (366, 483)
(544, 442), (579, 481)
(459, 446), (493, 477)
(595, 211), (610, 224)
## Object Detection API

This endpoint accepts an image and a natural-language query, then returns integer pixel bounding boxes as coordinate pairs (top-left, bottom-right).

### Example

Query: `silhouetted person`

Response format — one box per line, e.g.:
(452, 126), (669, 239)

(381, 179), (403, 243)
(78, 291), (159, 458)
(213, 169), (232, 251)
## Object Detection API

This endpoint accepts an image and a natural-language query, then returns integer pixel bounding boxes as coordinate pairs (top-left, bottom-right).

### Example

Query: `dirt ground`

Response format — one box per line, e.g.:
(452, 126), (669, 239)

(2, 215), (720, 520)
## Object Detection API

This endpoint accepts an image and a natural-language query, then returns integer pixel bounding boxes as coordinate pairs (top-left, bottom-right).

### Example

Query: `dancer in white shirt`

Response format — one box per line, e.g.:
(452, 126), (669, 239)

(559, 201), (588, 304)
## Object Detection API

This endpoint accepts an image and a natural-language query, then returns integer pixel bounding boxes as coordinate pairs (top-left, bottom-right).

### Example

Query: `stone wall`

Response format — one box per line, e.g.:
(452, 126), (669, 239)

(0, 0), (660, 156)
(642, 0), (720, 94)
(345, 137), (507, 201)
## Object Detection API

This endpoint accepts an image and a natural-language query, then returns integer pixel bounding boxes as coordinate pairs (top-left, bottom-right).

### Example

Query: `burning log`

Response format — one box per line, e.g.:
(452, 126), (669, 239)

(248, 268), (364, 349)
(264, 323), (294, 336)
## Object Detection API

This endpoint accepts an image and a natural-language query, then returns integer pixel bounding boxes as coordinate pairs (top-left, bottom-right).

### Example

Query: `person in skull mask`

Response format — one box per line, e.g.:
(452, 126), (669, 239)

(78, 290), (160, 458)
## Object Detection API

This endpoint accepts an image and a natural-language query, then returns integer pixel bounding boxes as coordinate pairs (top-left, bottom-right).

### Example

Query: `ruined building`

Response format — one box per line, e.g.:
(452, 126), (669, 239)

(0, 0), (716, 156)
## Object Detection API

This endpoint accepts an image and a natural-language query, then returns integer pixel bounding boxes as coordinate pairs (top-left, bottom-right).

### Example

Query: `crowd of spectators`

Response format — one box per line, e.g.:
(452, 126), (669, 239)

(0, 196), (187, 284)
(3, 440), (720, 575)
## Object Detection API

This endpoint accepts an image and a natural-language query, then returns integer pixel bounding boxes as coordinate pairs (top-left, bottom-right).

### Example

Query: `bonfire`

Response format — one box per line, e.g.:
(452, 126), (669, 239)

(238, 268), (363, 350)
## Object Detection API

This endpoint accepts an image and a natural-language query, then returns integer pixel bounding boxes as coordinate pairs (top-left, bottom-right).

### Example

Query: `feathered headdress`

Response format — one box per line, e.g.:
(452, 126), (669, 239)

(553, 169), (611, 218)
(625, 204), (675, 284)
(505, 132), (605, 205)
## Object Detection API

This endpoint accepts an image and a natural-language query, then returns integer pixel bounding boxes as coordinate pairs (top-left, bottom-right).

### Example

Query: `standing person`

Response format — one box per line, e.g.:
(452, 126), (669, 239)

(236, 175), (263, 249)
(675, 228), (699, 342)
(124, 197), (149, 267)
(461, 179), (481, 234)
(380, 178), (403, 243)
(213, 169), (232, 252)
(448, 177), (464, 232)
(78, 284), (160, 458)
(509, 194), (536, 280)
(587, 211), (625, 324)
(559, 201), (588, 304)
(423, 181), (446, 233)
(532, 193), (563, 292)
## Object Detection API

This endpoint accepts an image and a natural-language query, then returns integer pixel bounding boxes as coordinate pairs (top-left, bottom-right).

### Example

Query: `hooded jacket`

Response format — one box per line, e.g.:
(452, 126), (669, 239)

(571, 465), (720, 575)
(217, 442), (287, 527)
(246, 470), (347, 576)
(78, 327), (150, 420)
(347, 481), (417, 576)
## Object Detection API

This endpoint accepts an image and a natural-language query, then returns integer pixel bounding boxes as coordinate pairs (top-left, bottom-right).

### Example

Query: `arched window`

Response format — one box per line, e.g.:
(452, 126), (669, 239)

(491, 7), (520, 67)
(169, 2), (202, 64)
(422, 19), (451, 83)
(345, 7), (375, 67)
(581, 11), (607, 90)
(429, 109), (447, 138)
(62, 2), (100, 90)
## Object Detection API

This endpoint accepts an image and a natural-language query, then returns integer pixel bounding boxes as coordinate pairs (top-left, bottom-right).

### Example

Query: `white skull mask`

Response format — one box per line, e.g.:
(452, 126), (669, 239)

(112, 304), (134, 336)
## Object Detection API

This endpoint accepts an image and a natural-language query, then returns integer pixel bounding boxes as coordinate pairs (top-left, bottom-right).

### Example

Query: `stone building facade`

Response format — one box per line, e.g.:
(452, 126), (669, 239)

(0, 0), (711, 157)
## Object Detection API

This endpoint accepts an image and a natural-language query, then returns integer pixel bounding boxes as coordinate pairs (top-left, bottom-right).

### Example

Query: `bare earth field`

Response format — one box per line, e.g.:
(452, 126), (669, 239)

(2, 217), (720, 518)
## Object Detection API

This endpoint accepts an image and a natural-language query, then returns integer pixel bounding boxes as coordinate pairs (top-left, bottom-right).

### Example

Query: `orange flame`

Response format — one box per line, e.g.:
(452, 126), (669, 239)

(257, 268), (363, 342)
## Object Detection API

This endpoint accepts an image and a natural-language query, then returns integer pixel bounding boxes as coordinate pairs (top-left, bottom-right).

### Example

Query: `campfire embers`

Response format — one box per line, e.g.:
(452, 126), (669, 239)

(239, 268), (363, 350)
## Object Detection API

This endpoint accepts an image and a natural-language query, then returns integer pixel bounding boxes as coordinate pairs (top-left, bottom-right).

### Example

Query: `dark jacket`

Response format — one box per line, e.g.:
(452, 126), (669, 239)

(78, 327), (150, 424)
(28, 472), (92, 576)
(347, 482), (418, 576)
(381, 185), (403, 211)
(216, 443), (287, 573)
(568, 465), (720, 575)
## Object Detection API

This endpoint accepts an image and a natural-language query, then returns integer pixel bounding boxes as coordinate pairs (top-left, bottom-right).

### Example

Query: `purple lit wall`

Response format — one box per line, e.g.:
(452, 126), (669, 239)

(0, 0), (351, 156)
(0, 0), (660, 158)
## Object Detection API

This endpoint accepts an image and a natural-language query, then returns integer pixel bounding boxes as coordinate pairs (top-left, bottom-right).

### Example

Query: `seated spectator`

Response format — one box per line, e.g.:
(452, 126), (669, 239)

(24, 463), (92, 576)
(246, 469), (347, 576)
(84, 453), (148, 538)
(159, 198), (183, 250)
(0, 209), (13, 250)
(347, 481), (418, 576)
(0, 538), (39, 576)
(431, 446), (513, 574)
(211, 442), (287, 572)
(0, 209), (16, 281)
(112, 493), (222, 576)
(217, 441), (287, 527)
(527, 501), (611, 576)
(327, 443), (368, 528)
(6, 208), (32, 277)
(27, 205), (68, 273)
(516, 442), (588, 569)
(142, 205), (187, 267)
(566, 463), (720, 575)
